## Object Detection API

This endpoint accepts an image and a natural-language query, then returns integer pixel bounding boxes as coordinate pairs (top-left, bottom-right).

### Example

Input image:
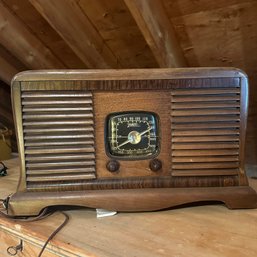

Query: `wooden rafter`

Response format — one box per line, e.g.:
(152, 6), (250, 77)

(124, 0), (187, 67)
(0, 54), (19, 85)
(0, 1), (65, 69)
(0, 44), (27, 85)
(29, 0), (120, 68)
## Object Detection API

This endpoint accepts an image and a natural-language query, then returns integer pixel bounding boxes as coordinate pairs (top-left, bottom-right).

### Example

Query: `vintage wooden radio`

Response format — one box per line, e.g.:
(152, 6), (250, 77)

(7, 68), (257, 216)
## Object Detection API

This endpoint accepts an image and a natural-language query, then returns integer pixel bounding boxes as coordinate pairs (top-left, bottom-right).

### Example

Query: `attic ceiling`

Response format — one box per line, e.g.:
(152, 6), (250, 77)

(0, 0), (256, 164)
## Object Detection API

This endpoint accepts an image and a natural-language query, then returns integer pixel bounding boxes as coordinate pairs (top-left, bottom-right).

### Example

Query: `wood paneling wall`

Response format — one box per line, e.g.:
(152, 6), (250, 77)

(0, 0), (256, 167)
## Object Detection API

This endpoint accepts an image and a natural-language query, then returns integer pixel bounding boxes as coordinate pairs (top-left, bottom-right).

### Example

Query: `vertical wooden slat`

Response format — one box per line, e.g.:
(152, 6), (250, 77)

(239, 76), (249, 185)
(12, 82), (27, 191)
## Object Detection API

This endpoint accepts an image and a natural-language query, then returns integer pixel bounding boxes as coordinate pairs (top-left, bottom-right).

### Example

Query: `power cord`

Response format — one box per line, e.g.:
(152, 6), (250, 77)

(0, 198), (69, 257)
(38, 212), (69, 257)
(0, 162), (8, 176)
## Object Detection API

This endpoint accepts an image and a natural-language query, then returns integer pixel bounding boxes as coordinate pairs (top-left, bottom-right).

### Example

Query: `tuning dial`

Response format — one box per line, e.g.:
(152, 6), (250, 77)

(149, 159), (162, 172)
(106, 160), (120, 173)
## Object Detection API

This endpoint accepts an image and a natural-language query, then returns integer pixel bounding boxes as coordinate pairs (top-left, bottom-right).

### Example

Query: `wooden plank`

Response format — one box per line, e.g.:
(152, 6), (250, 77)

(24, 139), (95, 147)
(76, 0), (158, 68)
(25, 153), (95, 162)
(171, 88), (240, 95)
(172, 129), (240, 137)
(171, 95), (240, 102)
(23, 106), (93, 112)
(2, 0), (87, 69)
(25, 147), (95, 155)
(0, 54), (18, 84)
(23, 113), (93, 119)
(172, 142), (239, 150)
(172, 115), (240, 123)
(172, 135), (239, 142)
(124, 0), (186, 67)
(26, 167), (95, 175)
(29, 0), (120, 68)
(172, 169), (239, 177)
(23, 126), (94, 133)
(24, 134), (94, 140)
(172, 102), (240, 109)
(171, 108), (240, 115)
(172, 149), (239, 157)
(0, 45), (25, 84)
(172, 122), (240, 129)
(13, 68), (244, 82)
(22, 99), (92, 105)
(172, 156), (239, 163)
(163, 0), (255, 17)
(172, 162), (239, 170)
(26, 173), (96, 182)
(26, 160), (95, 168)
(0, 2), (65, 69)
(22, 91), (92, 98)
(23, 120), (94, 126)
(169, 2), (257, 69)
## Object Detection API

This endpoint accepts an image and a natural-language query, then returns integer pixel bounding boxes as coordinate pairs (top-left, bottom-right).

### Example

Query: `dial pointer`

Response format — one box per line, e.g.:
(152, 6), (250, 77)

(117, 139), (131, 148)
(139, 127), (152, 136)
(116, 127), (152, 148)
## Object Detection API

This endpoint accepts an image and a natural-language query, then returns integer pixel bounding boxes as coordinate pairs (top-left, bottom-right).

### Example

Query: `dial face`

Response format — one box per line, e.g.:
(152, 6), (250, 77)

(106, 112), (160, 159)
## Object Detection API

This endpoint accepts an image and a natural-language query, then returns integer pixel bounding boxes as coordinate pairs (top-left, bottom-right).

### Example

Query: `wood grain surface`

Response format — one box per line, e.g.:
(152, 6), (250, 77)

(0, 158), (257, 257)
(9, 69), (252, 201)
(94, 90), (171, 178)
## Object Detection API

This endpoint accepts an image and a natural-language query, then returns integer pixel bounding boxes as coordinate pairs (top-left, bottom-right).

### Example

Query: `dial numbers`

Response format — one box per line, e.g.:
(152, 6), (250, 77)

(106, 112), (160, 159)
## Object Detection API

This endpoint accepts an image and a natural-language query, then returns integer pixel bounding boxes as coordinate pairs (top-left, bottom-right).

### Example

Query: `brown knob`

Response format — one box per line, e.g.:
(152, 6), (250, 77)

(149, 159), (162, 172)
(106, 160), (120, 172)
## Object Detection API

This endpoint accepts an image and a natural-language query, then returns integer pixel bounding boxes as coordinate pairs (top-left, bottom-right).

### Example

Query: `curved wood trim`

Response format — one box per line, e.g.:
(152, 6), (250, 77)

(12, 68), (247, 82)
(25, 176), (239, 192)
(8, 186), (257, 216)
(11, 82), (26, 192)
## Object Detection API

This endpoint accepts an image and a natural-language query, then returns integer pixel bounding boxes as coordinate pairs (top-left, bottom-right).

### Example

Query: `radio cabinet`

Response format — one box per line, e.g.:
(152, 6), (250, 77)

(8, 68), (257, 216)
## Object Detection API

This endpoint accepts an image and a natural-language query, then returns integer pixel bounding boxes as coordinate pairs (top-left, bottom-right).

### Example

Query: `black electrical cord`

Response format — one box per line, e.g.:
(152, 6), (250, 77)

(0, 198), (69, 257)
(0, 162), (8, 176)
(38, 212), (69, 257)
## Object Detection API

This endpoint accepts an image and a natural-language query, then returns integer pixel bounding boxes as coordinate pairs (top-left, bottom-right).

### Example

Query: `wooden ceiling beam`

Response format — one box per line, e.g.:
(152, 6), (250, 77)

(29, 0), (119, 68)
(0, 44), (27, 85)
(124, 0), (187, 67)
(0, 2), (65, 69)
(0, 53), (20, 85)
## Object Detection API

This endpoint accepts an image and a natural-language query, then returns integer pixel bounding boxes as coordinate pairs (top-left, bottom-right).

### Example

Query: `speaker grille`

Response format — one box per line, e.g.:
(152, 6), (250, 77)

(21, 91), (96, 187)
(171, 87), (241, 176)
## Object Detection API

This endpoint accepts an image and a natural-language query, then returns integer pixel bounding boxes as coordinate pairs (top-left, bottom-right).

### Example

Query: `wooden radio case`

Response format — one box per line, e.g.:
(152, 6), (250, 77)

(8, 68), (257, 216)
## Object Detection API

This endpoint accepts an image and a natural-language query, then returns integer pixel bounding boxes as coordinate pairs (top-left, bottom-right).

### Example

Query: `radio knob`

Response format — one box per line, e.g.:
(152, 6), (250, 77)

(106, 160), (120, 173)
(149, 159), (162, 172)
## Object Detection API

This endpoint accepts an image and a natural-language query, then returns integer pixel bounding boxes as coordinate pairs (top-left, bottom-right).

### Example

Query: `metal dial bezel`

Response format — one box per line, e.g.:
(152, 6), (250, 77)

(105, 111), (161, 161)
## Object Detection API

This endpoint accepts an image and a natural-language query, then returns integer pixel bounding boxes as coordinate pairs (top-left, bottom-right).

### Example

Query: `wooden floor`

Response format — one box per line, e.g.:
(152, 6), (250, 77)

(0, 158), (257, 257)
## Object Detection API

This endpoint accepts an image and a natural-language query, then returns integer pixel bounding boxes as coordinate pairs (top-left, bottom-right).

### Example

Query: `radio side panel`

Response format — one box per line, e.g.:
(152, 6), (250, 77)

(11, 81), (26, 192)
